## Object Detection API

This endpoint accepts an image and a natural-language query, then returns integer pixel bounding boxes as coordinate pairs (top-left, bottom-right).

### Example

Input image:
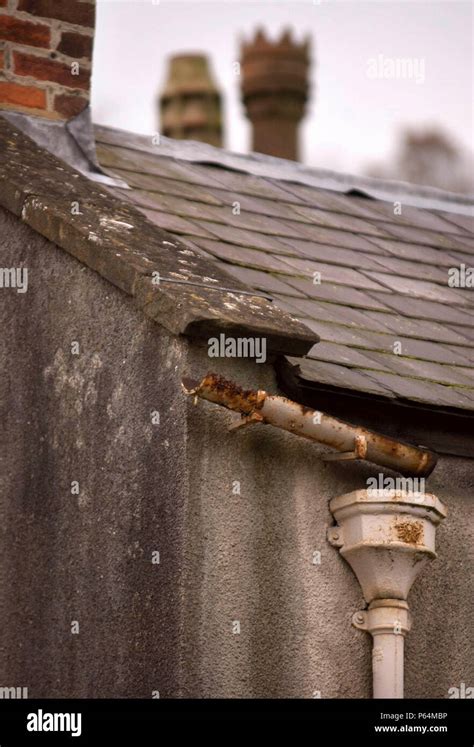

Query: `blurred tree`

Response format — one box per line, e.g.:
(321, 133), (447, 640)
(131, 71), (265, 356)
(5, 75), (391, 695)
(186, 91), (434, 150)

(367, 127), (474, 194)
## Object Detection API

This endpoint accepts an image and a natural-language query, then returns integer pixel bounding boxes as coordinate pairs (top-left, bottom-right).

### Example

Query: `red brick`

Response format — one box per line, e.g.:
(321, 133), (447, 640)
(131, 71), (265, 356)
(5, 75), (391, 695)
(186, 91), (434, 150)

(0, 14), (51, 48)
(13, 50), (90, 90)
(0, 79), (46, 108)
(18, 0), (95, 28)
(0, 50), (4, 69)
(57, 31), (93, 60)
(54, 91), (87, 118)
(0, 0), (7, 6)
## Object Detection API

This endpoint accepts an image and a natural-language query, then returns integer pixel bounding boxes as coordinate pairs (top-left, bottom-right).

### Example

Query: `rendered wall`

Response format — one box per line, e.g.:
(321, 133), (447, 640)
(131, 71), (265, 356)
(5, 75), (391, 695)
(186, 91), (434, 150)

(1, 206), (473, 699)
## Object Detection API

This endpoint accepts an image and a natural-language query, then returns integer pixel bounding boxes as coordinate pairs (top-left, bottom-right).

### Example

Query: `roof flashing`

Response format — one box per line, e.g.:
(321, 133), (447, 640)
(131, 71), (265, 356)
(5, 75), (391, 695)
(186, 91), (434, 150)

(95, 124), (474, 215)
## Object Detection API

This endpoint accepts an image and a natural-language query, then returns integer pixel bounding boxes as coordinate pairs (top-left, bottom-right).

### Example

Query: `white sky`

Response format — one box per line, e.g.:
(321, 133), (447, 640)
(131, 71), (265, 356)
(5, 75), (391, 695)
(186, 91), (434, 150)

(91, 0), (473, 175)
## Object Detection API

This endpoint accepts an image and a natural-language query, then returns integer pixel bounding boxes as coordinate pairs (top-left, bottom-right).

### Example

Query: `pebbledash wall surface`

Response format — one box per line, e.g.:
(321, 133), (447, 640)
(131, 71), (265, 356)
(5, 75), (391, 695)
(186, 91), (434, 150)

(1, 204), (473, 699)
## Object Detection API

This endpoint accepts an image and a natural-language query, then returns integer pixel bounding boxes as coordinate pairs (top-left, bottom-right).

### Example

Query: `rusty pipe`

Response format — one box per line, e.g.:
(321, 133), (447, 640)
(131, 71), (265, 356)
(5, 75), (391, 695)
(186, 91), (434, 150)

(182, 373), (437, 478)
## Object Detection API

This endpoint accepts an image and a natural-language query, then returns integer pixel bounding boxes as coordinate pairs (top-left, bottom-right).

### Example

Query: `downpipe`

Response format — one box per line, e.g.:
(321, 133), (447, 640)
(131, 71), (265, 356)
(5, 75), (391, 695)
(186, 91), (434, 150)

(328, 489), (447, 698)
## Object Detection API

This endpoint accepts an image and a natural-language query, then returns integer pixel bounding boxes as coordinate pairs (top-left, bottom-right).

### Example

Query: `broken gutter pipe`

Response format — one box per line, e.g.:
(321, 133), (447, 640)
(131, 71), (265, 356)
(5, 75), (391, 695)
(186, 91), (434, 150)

(182, 373), (437, 478)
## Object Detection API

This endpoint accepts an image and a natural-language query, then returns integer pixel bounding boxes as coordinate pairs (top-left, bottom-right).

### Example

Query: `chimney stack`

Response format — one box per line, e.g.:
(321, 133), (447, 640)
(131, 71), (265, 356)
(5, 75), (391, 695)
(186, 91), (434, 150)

(159, 54), (222, 147)
(240, 28), (310, 161)
(0, 0), (95, 120)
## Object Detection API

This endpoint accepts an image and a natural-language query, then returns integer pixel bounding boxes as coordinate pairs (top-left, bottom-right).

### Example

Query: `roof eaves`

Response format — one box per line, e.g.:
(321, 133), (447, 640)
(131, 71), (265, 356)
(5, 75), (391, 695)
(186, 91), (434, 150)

(0, 115), (318, 356)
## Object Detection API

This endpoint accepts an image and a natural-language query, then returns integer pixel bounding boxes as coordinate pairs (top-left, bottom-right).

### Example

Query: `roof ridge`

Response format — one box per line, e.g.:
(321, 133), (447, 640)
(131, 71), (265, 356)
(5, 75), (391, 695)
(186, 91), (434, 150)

(94, 124), (474, 216)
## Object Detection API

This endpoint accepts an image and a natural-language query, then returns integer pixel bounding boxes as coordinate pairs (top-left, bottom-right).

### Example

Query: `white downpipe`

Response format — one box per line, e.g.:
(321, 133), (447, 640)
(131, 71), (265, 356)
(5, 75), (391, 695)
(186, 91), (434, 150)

(353, 600), (411, 699)
(373, 631), (404, 699)
(328, 489), (447, 698)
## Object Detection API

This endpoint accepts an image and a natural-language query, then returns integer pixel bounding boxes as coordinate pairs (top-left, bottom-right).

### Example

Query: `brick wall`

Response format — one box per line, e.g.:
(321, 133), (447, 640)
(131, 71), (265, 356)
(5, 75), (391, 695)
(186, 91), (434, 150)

(0, 0), (95, 120)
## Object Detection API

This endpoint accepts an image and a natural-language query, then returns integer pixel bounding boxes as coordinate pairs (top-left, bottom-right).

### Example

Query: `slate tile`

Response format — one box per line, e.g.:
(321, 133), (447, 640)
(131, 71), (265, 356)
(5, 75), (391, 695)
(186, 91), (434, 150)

(194, 220), (296, 253)
(369, 254), (448, 283)
(189, 164), (305, 202)
(275, 256), (386, 291)
(362, 310), (473, 345)
(164, 159), (252, 189)
(100, 168), (174, 193)
(360, 351), (474, 386)
(384, 337), (473, 366)
(272, 296), (313, 318)
(302, 319), (387, 348)
(452, 234), (474, 251)
(99, 154), (222, 190)
(191, 239), (294, 273)
(396, 207), (471, 234)
(432, 210), (474, 235)
(375, 221), (472, 252)
(129, 191), (222, 222)
(125, 179), (223, 206)
(279, 221), (383, 251)
(306, 341), (393, 371)
(367, 291), (474, 326)
(279, 297), (361, 325)
(203, 188), (312, 223)
(268, 181), (346, 208)
(442, 344), (474, 366)
(304, 325), (462, 359)
(278, 241), (387, 271)
(288, 204), (386, 236)
(195, 204), (308, 238)
(288, 298), (395, 333)
(448, 251), (474, 266)
(332, 194), (396, 222)
(224, 266), (305, 297)
(454, 366), (474, 382)
(361, 370), (474, 410)
(366, 236), (460, 266)
(96, 143), (171, 177)
(290, 357), (394, 397)
(282, 277), (392, 311)
(363, 271), (470, 306)
(140, 208), (215, 239)
(446, 325), (474, 344)
(105, 166), (224, 197)
(358, 199), (467, 234)
(268, 183), (389, 227)
(454, 387), (474, 404)
(342, 329), (410, 354)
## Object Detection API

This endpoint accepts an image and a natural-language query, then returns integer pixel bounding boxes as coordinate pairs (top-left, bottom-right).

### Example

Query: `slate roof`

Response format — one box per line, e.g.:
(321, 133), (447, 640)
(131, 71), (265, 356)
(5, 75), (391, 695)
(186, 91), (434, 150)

(94, 125), (474, 414)
(1, 111), (473, 416)
(0, 115), (316, 357)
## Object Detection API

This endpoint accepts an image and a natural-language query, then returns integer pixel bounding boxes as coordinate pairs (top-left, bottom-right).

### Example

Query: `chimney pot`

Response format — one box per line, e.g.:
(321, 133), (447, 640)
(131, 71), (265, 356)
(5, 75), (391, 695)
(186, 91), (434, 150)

(159, 54), (223, 148)
(240, 27), (311, 161)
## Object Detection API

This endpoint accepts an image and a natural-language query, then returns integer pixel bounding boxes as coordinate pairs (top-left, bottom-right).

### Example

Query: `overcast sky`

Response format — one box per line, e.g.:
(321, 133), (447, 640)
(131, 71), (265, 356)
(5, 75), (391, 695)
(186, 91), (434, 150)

(91, 0), (473, 175)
